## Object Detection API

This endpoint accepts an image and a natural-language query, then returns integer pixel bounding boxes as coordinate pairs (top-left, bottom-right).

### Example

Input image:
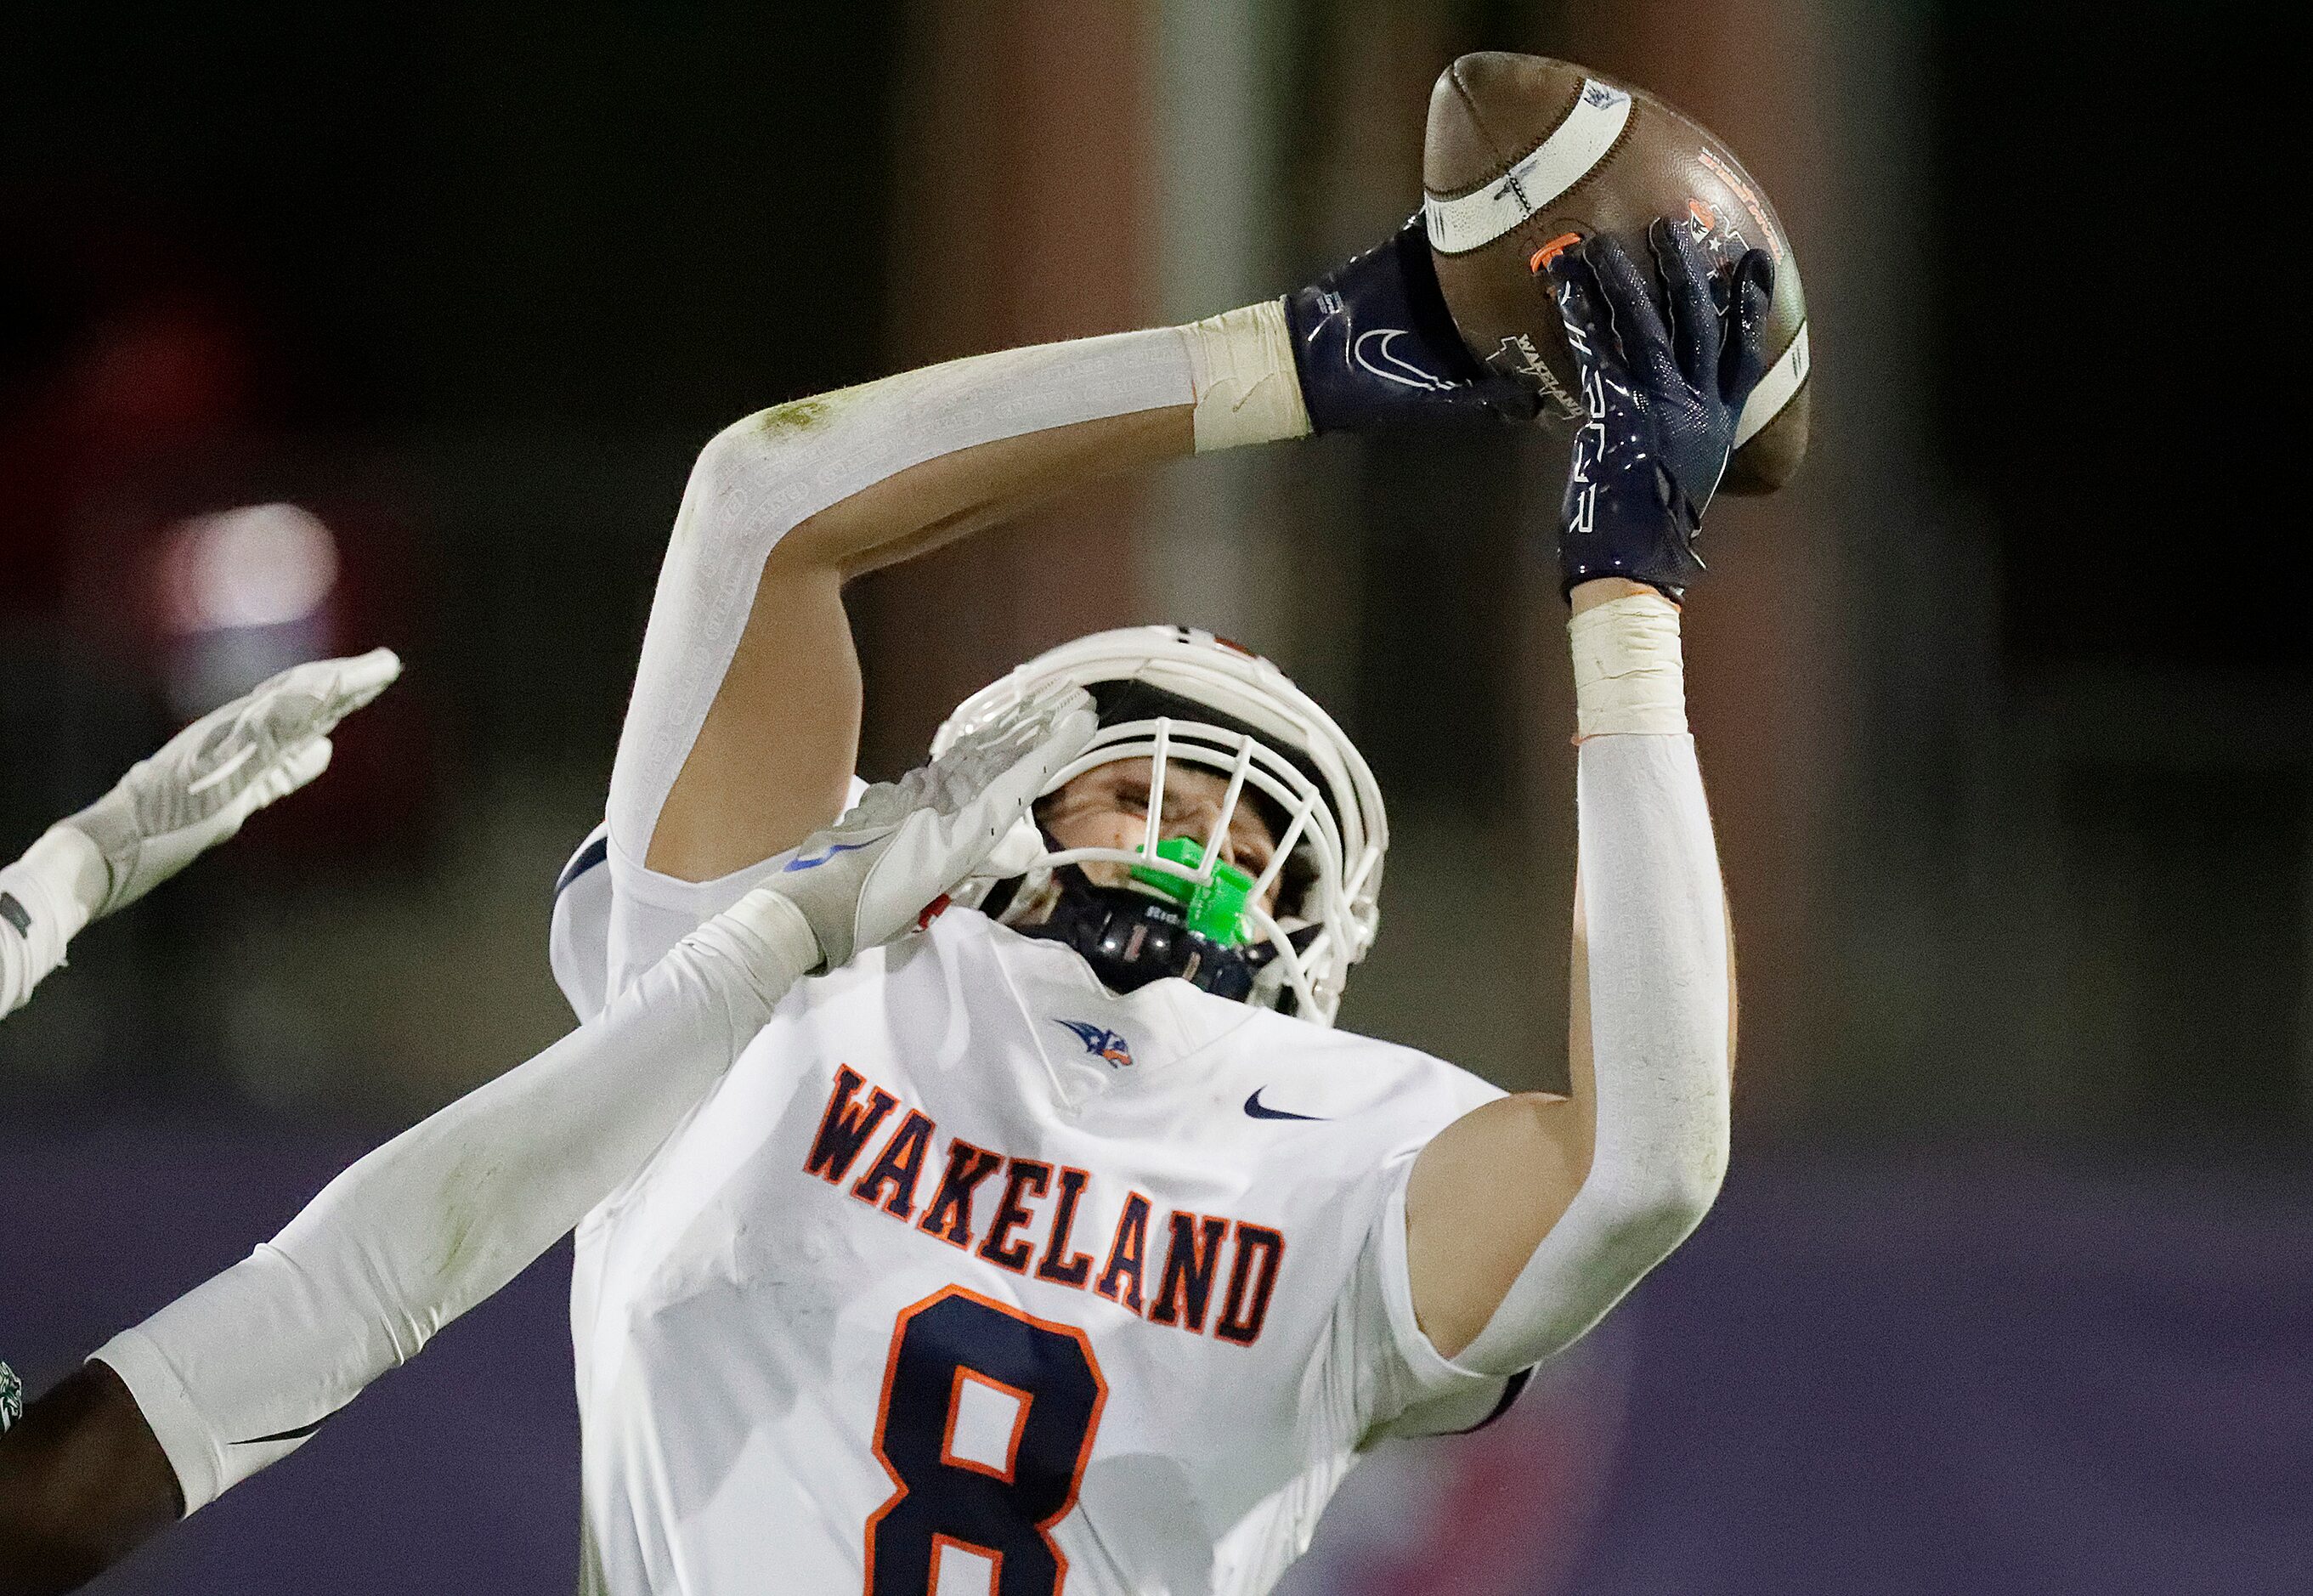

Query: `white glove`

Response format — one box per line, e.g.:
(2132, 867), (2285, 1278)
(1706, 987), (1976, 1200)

(761, 683), (1095, 971)
(61, 648), (403, 919)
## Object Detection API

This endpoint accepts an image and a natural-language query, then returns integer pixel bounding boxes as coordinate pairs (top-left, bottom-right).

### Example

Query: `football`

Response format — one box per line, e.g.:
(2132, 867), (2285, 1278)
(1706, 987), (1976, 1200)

(1423, 52), (1811, 494)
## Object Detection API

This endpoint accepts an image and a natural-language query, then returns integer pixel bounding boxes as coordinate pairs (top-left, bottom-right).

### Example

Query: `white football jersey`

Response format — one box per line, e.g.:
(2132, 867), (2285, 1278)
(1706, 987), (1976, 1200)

(549, 829), (1517, 1596)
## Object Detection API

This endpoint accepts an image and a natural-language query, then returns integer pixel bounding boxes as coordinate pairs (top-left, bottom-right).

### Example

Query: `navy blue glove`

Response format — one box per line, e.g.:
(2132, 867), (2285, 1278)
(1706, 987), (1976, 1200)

(1547, 218), (1774, 598)
(1283, 216), (1542, 435)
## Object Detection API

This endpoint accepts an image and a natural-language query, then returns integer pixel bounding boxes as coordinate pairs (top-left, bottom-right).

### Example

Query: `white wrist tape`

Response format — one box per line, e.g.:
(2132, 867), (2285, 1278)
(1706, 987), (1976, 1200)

(1569, 591), (1688, 738)
(1179, 300), (1313, 454)
(0, 826), (106, 1018)
(700, 884), (822, 992)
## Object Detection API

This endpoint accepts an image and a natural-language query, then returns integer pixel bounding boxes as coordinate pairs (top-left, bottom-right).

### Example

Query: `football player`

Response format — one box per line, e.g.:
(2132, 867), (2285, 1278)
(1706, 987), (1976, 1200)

(4, 215), (1772, 1595)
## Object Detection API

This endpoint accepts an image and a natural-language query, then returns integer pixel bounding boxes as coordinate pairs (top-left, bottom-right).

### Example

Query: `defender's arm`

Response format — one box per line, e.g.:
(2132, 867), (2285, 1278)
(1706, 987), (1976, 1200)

(0, 900), (811, 1596)
(0, 652), (400, 1020)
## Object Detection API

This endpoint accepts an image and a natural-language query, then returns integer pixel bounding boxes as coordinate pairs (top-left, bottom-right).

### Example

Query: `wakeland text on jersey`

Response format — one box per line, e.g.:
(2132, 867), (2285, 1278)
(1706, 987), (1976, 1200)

(804, 1067), (1287, 1344)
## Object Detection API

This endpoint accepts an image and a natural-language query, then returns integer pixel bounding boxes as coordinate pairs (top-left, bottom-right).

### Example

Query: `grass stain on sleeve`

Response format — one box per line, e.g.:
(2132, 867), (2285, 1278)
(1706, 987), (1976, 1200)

(754, 394), (839, 436)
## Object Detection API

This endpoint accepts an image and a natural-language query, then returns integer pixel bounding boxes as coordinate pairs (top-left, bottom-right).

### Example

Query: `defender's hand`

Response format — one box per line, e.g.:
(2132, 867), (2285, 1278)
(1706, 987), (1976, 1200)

(1283, 216), (1542, 436)
(1547, 219), (1773, 598)
(761, 686), (1096, 972)
(60, 648), (403, 919)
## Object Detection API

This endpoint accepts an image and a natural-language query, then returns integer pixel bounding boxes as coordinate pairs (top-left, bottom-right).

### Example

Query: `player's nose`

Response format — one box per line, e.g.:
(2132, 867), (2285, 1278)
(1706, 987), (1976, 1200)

(1178, 810), (1247, 869)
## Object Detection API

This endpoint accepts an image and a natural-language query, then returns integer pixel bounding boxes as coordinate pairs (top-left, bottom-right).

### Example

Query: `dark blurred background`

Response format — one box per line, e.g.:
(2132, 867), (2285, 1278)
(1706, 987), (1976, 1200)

(3, 2), (2305, 1592)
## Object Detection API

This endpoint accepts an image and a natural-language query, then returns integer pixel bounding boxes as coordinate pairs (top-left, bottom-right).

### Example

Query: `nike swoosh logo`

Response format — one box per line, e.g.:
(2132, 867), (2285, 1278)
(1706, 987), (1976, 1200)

(235, 1397), (352, 1446)
(1244, 1089), (1326, 1122)
(783, 840), (872, 872)
(1351, 328), (1454, 393)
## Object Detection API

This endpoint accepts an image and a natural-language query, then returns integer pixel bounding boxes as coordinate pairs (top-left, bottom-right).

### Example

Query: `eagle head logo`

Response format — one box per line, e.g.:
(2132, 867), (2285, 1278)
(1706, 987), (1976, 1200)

(1054, 1020), (1134, 1070)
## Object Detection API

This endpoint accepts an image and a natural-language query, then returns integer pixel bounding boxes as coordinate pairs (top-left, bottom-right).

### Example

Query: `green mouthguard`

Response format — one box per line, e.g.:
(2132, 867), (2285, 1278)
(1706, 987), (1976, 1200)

(1130, 835), (1255, 946)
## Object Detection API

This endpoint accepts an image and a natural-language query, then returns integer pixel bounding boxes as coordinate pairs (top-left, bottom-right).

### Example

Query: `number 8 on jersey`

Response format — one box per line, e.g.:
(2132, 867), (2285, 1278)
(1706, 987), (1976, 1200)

(867, 1287), (1109, 1594)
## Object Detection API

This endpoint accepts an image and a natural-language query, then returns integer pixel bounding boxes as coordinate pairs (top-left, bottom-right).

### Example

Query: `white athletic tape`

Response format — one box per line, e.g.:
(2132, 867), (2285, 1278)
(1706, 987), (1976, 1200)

(1733, 320), (1809, 448)
(1569, 589), (1687, 739)
(1180, 301), (1312, 453)
(1423, 80), (1633, 257)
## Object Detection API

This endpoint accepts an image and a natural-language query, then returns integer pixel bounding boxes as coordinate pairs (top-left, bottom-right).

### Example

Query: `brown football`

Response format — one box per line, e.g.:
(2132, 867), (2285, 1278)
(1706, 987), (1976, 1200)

(1423, 52), (1811, 494)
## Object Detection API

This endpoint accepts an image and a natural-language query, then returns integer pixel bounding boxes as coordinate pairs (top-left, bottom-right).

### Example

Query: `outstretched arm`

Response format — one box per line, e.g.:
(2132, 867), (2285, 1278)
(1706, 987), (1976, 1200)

(614, 220), (1529, 887)
(0, 896), (807, 1596)
(0, 693), (1092, 1595)
(0, 650), (400, 1020)
(1405, 221), (1776, 1371)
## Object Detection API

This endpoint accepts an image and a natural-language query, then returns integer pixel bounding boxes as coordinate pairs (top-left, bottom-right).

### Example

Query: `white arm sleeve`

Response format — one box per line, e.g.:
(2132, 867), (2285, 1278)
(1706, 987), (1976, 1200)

(1447, 599), (1732, 1378)
(604, 308), (1311, 869)
(90, 892), (817, 1514)
(607, 331), (1196, 864)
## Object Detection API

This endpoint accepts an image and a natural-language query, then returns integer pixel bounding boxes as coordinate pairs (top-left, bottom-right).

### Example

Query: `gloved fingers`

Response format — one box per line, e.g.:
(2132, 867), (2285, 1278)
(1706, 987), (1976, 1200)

(942, 685), (1095, 793)
(1000, 681), (1094, 744)
(928, 698), (1096, 864)
(847, 685), (1094, 845)
(245, 647), (396, 714)
(240, 648), (403, 755)
(1019, 683), (1097, 756)
(842, 697), (1093, 958)
(1547, 247), (1635, 394)
(1580, 233), (1682, 400)
(285, 648), (403, 733)
(941, 685), (1069, 764)
(1718, 249), (1777, 408)
(227, 737), (334, 821)
(278, 735), (336, 796)
(979, 815), (1046, 881)
(1649, 218), (1722, 397)
(970, 694), (1098, 820)
(314, 648), (404, 722)
(1474, 371), (1547, 424)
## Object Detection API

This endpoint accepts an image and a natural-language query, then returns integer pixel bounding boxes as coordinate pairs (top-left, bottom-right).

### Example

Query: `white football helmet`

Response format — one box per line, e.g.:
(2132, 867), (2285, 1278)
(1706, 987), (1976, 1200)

(931, 625), (1387, 1025)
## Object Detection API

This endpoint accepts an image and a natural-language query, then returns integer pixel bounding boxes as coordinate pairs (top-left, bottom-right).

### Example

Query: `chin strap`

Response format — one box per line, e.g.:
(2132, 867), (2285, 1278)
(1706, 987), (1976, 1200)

(1004, 866), (1276, 1004)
